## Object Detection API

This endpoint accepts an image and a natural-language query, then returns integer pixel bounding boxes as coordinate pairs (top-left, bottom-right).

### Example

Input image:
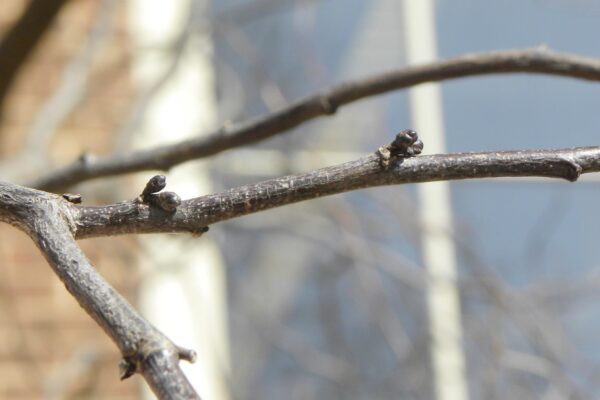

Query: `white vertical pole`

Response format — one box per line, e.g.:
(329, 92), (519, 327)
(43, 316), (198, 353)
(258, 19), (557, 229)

(127, 1), (230, 399)
(401, 1), (469, 400)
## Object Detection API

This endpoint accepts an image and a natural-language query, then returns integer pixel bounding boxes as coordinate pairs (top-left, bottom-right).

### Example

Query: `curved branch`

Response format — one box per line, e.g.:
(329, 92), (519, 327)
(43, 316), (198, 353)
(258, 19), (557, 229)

(72, 145), (600, 239)
(0, 183), (200, 399)
(30, 47), (600, 192)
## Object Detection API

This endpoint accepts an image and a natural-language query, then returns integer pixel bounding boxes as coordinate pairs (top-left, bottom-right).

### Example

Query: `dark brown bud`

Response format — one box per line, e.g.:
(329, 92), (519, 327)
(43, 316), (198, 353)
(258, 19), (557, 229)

(142, 175), (167, 196)
(389, 129), (423, 157)
(392, 129), (418, 148)
(407, 139), (424, 156)
(156, 191), (181, 212)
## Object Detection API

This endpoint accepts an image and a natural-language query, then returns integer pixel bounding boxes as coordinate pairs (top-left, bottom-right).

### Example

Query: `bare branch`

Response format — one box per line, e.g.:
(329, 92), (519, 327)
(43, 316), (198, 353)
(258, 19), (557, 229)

(72, 138), (600, 239)
(0, 182), (200, 399)
(2, 136), (598, 397)
(30, 47), (600, 192)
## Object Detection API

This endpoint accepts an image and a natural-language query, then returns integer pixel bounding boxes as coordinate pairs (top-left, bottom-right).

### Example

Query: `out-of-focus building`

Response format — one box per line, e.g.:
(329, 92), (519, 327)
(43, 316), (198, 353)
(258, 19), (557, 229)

(0, 1), (139, 398)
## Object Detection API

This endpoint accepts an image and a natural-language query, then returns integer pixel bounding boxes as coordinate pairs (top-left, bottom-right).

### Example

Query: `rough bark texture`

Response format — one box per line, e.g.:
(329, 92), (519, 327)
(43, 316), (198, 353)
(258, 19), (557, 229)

(72, 146), (600, 239)
(0, 182), (199, 400)
(29, 47), (600, 192)
(2, 127), (600, 399)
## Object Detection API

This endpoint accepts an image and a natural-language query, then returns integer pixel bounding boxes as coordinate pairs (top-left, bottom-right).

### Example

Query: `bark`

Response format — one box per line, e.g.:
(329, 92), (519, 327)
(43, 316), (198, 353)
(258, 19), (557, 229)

(0, 182), (200, 400)
(3, 45), (600, 398)
(29, 47), (600, 192)
(71, 145), (600, 239)
(1, 131), (600, 399)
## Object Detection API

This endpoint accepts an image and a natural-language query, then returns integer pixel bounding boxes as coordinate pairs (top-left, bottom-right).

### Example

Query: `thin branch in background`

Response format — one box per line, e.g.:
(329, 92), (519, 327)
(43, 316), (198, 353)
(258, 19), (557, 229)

(334, 203), (413, 361)
(24, 0), (116, 159)
(43, 345), (101, 400)
(270, 320), (356, 384)
(524, 269), (600, 307)
(228, 205), (427, 292)
(1, 0), (117, 183)
(456, 235), (590, 398)
(313, 258), (362, 396)
(0, 0), (70, 128)
(215, 20), (288, 112)
(28, 47), (600, 192)
(224, 208), (400, 395)
(236, 289), (356, 386)
(112, 12), (192, 153)
(521, 191), (570, 273)
(116, 0), (313, 154)
(213, 0), (319, 27)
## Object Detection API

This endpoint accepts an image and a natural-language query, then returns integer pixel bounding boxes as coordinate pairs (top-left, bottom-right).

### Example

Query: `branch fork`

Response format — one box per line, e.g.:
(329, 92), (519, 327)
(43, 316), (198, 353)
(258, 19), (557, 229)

(0, 180), (201, 399)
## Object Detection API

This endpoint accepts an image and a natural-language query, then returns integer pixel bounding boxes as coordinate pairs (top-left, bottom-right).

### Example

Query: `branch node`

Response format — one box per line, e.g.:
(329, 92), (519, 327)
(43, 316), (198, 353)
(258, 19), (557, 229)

(319, 96), (337, 115)
(192, 226), (210, 237)
(561, 158), (583, 182)
(533, 43), (550, 53)
(118, 357), (137, 380)
(378, 129), (424, 167)
(177, 346), (197, 363)
(118, 340), (196, 382)
(138, 175), (181, 212)
(78, 152), (93, 168)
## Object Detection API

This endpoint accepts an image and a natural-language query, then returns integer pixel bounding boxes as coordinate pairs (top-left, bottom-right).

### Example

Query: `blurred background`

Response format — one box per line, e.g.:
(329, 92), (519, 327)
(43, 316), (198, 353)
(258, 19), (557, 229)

(0, 0), (600, 399)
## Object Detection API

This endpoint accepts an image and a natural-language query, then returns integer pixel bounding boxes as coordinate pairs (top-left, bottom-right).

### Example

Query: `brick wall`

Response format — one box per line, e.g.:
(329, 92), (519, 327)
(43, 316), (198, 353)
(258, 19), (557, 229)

(0, 1), (141, 398)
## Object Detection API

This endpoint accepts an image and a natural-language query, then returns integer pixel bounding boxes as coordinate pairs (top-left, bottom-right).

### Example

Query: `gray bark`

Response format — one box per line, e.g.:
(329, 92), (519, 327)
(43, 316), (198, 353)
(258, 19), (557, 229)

(28, 47), (600, 192)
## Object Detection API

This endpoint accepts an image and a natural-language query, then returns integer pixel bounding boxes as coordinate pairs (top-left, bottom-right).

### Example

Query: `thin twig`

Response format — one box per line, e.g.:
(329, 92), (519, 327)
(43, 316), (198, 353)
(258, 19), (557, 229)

(30, 47), (600, 192)
(72, 143), (600, 239)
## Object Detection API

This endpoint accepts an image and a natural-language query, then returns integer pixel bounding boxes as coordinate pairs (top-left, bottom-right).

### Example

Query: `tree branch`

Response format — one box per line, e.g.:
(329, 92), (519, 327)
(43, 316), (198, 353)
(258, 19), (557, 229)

(0, 0), (70, 123)
(72, 138), (600, 239)
(0, 183), (200, 399)
(30, 47), (600, 192)
(2, 132), (599, 398)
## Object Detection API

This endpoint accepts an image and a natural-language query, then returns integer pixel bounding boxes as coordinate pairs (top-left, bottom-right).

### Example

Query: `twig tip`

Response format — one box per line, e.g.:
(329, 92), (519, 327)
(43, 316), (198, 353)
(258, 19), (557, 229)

(177, 347), (197, 364)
